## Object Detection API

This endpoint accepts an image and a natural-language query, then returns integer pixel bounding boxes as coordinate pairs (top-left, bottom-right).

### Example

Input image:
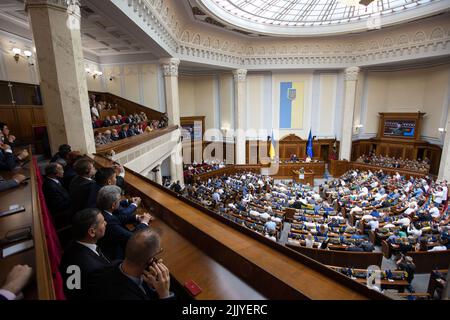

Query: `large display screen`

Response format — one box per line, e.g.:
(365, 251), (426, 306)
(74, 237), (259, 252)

(383, 119), (416, 138)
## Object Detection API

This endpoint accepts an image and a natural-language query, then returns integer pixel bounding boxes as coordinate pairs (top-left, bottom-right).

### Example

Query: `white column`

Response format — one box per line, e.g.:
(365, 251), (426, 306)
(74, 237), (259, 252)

(339, 67), (360, 161)
(154, 164), (162, 185)
(233, 69), (247, 164)
(438, 116), (450, 181)
(26, 0), (95, 154)
(160, 58), (180, 126)
(160, 57), (184, 186)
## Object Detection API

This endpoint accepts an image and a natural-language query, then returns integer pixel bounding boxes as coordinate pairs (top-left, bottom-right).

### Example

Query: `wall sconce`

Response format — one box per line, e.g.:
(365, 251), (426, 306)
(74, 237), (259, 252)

(438, 127), (446, 133)
(12, 48), (21, 62)
(221, 124), (230, 135)
(355, 124), (364, 133)
(92, 71), (103, 79)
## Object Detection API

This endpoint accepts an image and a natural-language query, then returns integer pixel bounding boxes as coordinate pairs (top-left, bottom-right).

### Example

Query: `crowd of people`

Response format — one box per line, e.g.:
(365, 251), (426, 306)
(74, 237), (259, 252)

(92, 112), (169, 147)
(355, 153), (431, 173)
(0, 140), (174, 300)
(183, 160), (226, 184)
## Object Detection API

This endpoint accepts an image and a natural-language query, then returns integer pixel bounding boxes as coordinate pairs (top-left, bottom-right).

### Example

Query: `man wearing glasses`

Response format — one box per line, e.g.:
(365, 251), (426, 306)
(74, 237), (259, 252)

(89, 229), (173, 300)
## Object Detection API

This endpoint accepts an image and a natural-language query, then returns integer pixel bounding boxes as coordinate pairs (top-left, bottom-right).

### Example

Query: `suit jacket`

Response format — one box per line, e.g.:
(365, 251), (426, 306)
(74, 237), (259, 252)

(111, 134), (120, 141)
(0, 150), (16, 171)
(126, 129), (136, 137)
(0, 176), (19, 192)
(118, 130), (128, 139)
(59, 241), (111, 300)
(42, 177), (72, 215)
(103, 120), (112, 127)
(69, 176), (96, 214)
(89, 261), (162, 300)
(97, 210), (148, 261)
(63, 166), (77, 190)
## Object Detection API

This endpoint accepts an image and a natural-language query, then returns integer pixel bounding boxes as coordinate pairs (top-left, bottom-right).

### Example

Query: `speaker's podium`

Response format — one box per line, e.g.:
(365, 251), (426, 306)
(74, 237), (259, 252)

(292, 169), (314, 186)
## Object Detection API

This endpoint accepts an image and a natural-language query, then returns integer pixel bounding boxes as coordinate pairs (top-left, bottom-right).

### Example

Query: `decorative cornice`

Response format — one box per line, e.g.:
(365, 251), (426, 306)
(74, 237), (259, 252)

(344, 67), (360, 81)
(25, 0), (80, 10)
(160, 58), (180, 77)
(232, 69), (247, 82)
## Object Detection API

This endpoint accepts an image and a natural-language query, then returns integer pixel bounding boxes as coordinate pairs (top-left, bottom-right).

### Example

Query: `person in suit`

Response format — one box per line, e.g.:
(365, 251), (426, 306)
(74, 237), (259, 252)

(50, 144), (72, 167)
(111, 129), (120, 141)
(87, 167), (140, 218)
(96, 185), (152, 261)
(42, 163), (72, 227)
(127, 125), (136, 137)
(89, 228), (173, 300)
(0, 174), (26, 192)
(102, 116), (112, 128)
(0, 265), (33, 300)
(0, 141), (17, 171)
(59, 208), (110, 300)
(118, 125), (128, 139)
(0, 122), (16, 149)
(69, 158), (97, 214)
(62, 151), (83, 190)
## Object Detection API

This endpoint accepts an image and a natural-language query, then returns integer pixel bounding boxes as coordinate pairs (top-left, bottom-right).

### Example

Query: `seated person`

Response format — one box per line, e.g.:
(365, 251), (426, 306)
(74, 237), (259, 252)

(94, 132), (105, 146)
(0, 173), (26, 192)
(0, 265), (33, 300)
(103, 116), (112, 128)
(0, 122), (16, 148)
(59, 208), (110, 300)
(118, 125), (128, 139)
(111, 129), (120, 141)
(62, 151), (83, 190)
(50, 144), (71, 167)
(102, 130), (113, 144)
(69, 158), (97, 214)
(96, 185), (152, 261)
(42, 163), (72, 227)
(127, 125), (136, 137)
(0, 133), (28, 171)
(89, 229), (173, 300)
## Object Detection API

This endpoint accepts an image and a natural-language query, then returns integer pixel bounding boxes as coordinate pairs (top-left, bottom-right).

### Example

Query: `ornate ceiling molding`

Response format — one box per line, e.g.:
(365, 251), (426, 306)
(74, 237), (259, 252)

(101, 1), (450, 70)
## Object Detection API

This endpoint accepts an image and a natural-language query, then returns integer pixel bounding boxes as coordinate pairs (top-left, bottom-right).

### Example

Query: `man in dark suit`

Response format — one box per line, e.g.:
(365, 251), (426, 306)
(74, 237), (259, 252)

(96, 185), (152, 261)
(0, 147), (15, 171)
(89, 229), (173, 300)
(126, 125), (136, 137)
(87, 167), (141, 219)
(102, 116), (112, 128)
(59, 208), (110, 300)
(42, 163), (72, 228)
(118, 125), (128, 139)
(69, 158), (97, 214)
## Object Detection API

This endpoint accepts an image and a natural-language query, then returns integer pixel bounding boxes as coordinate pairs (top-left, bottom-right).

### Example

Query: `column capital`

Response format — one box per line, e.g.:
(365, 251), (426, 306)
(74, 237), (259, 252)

(344, 67), (360, 81)
(232, 69), (247, 82)
(26, 0), (80, 10)
(160, 58), (180, 77)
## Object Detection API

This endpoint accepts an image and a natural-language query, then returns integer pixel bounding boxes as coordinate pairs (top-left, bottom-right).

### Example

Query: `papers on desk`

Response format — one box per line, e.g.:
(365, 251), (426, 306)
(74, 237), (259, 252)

(2, 239), (34, 258)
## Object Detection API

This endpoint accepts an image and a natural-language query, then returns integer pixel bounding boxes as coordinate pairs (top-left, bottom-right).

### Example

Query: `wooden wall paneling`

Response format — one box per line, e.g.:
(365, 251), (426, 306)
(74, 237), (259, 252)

(32, 107), (46, 125)
(15, 106), (34, 142)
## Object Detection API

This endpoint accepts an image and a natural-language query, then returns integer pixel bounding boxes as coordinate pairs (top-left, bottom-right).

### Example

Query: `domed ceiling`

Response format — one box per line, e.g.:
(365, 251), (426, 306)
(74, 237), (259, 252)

(192, 0), (450, 36)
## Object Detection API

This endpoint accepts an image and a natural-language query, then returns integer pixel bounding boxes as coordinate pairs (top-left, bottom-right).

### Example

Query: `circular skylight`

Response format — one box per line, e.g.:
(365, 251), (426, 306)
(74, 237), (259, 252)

(197, 0), (449, 36)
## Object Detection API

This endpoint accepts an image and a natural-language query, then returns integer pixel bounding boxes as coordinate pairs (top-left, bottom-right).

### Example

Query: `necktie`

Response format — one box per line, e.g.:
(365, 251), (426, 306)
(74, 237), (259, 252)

(96, 246), (110, 263)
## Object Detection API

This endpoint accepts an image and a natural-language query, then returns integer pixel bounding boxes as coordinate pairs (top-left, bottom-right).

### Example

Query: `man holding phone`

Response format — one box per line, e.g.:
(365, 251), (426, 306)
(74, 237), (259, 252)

(89, 229), (173, 300)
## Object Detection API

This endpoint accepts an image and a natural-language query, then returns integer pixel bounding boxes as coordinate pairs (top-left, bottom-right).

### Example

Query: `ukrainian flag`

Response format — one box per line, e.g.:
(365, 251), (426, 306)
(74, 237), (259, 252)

(269, 129), (275, 160)
(280, 82), (304, 129)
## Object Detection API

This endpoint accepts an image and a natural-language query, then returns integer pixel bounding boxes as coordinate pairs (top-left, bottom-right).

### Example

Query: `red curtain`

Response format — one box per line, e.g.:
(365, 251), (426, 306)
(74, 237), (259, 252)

(32, 157), (66, 300)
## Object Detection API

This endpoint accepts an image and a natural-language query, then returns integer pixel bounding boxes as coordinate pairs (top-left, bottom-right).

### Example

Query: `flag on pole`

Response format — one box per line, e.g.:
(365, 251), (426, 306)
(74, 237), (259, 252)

(307, 129), (313, 158)
(269, 130), (276, 160)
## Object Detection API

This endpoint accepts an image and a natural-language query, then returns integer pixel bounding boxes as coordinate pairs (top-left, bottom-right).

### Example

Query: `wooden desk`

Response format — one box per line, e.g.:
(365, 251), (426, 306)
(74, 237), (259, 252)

(0, 154), (55, 299)
(93, 155), (388, 300)
(292, 170), (314, 185)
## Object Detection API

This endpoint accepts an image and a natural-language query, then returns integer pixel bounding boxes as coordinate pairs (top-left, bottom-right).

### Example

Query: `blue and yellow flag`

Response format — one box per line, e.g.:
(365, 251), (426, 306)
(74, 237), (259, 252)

(269, 129), (275, 160)
(280, 82), (304, 129)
